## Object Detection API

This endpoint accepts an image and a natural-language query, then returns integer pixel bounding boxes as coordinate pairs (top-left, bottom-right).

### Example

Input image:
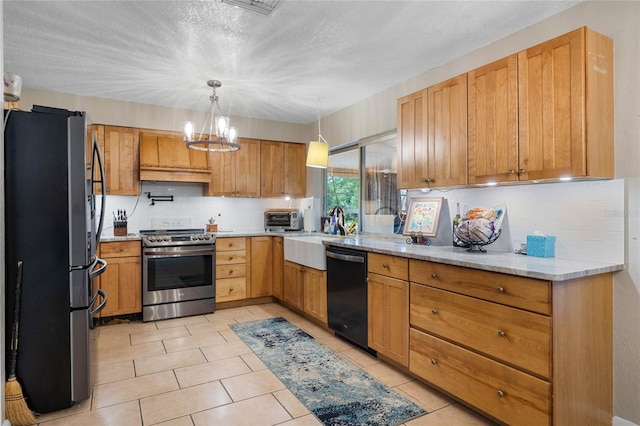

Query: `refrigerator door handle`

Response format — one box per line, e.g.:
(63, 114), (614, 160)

(90, 289), (107, 316)
(88, 257), (107, 280)
(91, 135), (107, 242)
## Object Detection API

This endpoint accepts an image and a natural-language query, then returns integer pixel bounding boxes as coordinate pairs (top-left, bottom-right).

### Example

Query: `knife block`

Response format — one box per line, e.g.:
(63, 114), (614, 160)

(113, 221), (128, 236)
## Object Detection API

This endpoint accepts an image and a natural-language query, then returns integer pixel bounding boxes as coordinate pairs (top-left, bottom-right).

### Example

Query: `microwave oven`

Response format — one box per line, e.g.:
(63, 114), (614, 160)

(264, 210), (303, 231)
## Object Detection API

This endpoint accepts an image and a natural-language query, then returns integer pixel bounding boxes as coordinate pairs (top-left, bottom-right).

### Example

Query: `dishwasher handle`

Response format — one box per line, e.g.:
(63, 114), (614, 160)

(327, 250), (365, 264)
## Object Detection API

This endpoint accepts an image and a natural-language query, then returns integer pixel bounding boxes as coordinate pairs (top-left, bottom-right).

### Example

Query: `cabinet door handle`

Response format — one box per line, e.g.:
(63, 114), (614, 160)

(507, 169), (515, 176)
(497, 390), (505, 398)
(518, 168), (525, 176)
(430, 359), (437, 365)
(431, 308), (438, 315)
(497, 330), (506, 337)
(136, 260), (141, 264)
(382, 263), (389, 269)
(496, 287), (505, 293)
(430, 273), (438, 279)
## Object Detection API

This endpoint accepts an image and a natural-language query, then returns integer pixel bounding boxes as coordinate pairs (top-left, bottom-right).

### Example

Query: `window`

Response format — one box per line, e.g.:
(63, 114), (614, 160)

(326, 145), (359, 227)
(326, 131), (405, 235)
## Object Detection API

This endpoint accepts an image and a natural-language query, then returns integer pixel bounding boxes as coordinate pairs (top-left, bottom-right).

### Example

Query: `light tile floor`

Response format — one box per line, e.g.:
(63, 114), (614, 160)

(34, 303), (497, 426)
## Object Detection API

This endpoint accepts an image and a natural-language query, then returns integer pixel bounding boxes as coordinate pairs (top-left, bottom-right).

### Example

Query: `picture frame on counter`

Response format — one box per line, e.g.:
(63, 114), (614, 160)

(403, 197), (443, 237)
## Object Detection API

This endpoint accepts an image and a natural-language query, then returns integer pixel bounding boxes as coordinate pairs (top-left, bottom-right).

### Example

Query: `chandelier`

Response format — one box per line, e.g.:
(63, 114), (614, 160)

(183, 80), (240, 152)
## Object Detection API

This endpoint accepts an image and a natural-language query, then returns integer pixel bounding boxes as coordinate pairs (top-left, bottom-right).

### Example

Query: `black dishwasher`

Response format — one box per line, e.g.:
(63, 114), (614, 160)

(326, 246), (370, 351)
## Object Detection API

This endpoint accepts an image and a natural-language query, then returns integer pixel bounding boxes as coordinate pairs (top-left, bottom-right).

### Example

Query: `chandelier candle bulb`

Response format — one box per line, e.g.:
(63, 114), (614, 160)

(183, 121), (195, 141)
(183, 79), (241, 152)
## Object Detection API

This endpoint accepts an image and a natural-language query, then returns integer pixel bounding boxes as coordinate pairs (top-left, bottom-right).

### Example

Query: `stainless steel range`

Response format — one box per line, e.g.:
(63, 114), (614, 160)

(140, 229), (216, 322)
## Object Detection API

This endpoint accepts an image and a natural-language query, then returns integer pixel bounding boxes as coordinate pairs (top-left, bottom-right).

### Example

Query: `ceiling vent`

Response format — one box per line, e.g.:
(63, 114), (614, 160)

(221, 0), (280, 15)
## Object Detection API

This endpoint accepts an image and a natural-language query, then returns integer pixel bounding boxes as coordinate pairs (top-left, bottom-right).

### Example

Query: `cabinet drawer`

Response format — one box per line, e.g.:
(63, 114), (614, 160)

(410, 283), (550, 378)
(409, 259), (550, 314)
(216, 250), (246, 265)
(216, 264), (246, 279)
(216, 277), (246, 302)
(217, 237), (246, 251)
(410, 328), (550, 426)
(368, 253), (409, 280)
(100, 241), (141, 258)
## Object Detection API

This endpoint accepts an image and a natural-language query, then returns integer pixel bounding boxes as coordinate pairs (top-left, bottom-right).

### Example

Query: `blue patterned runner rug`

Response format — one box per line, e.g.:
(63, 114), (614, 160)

(230, 317), (426, 426)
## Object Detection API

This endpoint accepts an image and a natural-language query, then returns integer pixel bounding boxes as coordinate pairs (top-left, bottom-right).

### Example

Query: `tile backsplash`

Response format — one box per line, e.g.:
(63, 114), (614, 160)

(100, 179), (624, 264)
(412, 178), (625, 263)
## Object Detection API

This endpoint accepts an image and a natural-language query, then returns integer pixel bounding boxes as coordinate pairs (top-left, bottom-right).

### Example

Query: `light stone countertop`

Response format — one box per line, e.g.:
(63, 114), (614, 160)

(319, 235), (624, 282)
(100, 233), (142, 242)
(99, 230), (623, 281)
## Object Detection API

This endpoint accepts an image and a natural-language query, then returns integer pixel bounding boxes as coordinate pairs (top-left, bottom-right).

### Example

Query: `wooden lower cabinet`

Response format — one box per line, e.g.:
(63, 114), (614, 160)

(98, 241), (142, 317)
(216, 237), (248, 302)
(367, 253), (409, 366)
(249, 236), (273, 298)
(410, 328), (551, 426)
(408, 259), (613, 426)
(283, 261), (304, 311)
(283, 260), (326, 323)
(272, 237), (284, 300)
(303, 267), (327, 323)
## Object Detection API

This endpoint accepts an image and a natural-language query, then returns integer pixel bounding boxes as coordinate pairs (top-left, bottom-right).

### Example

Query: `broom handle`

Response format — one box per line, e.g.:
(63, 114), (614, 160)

(8, 260), (24, 377)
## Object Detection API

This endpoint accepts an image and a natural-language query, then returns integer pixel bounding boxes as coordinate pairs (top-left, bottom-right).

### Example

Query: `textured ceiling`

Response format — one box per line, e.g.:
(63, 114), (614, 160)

(4, 0), (580, 124)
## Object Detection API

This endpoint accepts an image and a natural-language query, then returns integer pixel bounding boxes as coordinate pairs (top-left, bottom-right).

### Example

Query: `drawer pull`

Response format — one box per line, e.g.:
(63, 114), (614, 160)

(382, 263), (389, 269)
(496, 287), (505, 293)
(118, 248), (124, 252)
(430, 273), (438, 279)
(229, 288), (233, 293)
(497, 390), (505, 398)
(431, 308), (438, 315)
(497, 330), (506, 337)
(430, 359), (437, 365)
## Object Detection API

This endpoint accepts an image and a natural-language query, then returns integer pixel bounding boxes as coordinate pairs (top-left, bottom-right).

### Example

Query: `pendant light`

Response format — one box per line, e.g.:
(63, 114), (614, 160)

(306, 101), (329, 168)
(183, 80), (240, 152)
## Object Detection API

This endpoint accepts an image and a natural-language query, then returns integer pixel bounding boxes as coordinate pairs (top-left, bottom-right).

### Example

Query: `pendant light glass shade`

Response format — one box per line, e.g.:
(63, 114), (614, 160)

(184, 80), (240, 152)
(306, 100), (329, 168)
(306, 140), (329, 168)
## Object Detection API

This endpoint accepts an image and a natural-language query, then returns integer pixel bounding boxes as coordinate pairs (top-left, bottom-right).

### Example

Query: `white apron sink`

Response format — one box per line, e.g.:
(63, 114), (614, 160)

(284, 235), (335, 270)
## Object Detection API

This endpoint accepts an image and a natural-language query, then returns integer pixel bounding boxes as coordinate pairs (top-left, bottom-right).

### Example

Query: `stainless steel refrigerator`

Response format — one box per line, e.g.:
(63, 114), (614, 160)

(4, 105), (107, 413)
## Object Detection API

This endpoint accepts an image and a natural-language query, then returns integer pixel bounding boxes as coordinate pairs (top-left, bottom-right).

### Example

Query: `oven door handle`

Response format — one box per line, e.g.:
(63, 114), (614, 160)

(143, 248), (216, 258)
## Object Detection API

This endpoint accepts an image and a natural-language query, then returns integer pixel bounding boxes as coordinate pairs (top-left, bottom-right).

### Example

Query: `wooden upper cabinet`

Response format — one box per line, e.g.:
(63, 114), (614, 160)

(468, 55), (519, 184)
(208, 149), (236, 196)
(139, 130), (211, 183)
(427, 74), (468, 187)
(207, 138), (261, 197)
(518, 27), (613, 180)
(260, 140), (285, 197)
(87, 125), (140, 195)
(284, 142), (306, 198)
(260, 141), (306, 198)
(104, 126), (140, 195)
(397, 90), (429, 189)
